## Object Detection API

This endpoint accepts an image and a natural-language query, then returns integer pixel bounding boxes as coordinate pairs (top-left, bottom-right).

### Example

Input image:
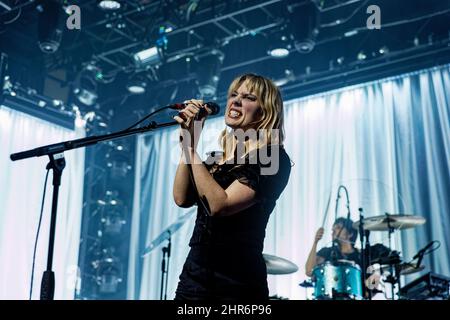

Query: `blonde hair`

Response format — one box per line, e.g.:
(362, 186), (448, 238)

(220, 73), (285, 161)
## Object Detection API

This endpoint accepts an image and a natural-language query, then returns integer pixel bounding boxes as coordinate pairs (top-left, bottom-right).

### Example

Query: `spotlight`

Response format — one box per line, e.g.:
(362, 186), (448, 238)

(269, 48), (290, 58)
(268, 34), (291, 58)
(133, 47), (162, 69)
(126, 80), (147, 94)
(379, 46), (389, 55)
(194, 50), (224, 99)
(289, 2), (320, 54)
(98, 0), (121, 11)
(357, 51), (367, 61)
(274, 69), (295, 87)
(37, 0), (63, 54)
(96, 251), (122, 293)
(73, 74), (98, 106)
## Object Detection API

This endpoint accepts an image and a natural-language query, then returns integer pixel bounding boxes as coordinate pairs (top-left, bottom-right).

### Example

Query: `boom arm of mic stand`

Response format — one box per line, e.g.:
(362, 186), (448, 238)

(9, 120), (178, 300)
(10, 121), (178, 161)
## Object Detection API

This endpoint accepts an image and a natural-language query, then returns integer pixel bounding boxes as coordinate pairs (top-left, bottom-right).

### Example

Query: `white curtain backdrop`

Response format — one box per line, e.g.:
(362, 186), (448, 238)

(0, 106), (85, 300)
(128, 64), (450, 300)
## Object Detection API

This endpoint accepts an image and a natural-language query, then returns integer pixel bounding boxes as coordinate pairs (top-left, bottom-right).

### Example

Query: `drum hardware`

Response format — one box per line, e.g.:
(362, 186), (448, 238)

(399, 272), (450, 300)
(299, 279), (314, 288)
(141, 209), (196, 300)
(353, 212), (427, 300)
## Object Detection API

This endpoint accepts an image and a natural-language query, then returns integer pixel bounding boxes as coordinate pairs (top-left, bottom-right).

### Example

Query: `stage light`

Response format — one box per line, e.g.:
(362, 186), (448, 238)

(269, 48), (290, 58)
(194, 50), (224, 99)
(357, 51), (367, 61)
(379, 46), (389, 55)
(73, 74), (98, 106)
(133, 47), (162, 68)
(126, 80), (147, 94)
(337, 57), (344, 65)
(38, 100), (46, 107)
(268, 34), (291, 58)
(96, 252), (122, 293)
(274, 69), (295, 87)
(37, 0), (63, 54)
(289, 1), (320, 54)
(98, 0), (121, 11)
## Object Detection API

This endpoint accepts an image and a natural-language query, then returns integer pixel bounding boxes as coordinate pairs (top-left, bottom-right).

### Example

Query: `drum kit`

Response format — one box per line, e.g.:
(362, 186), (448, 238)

(307, 213), (428, 300)
(143, 209), (430, 300)
(265, 213), (429, 300)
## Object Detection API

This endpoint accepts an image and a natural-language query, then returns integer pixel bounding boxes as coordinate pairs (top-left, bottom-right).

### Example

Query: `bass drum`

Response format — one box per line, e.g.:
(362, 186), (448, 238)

(312, 260), (363, 300)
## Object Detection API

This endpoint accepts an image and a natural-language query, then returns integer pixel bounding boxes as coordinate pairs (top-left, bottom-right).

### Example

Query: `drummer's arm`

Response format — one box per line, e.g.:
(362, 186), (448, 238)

(305, 228), (325, 276)
(305, 246), (325, 277)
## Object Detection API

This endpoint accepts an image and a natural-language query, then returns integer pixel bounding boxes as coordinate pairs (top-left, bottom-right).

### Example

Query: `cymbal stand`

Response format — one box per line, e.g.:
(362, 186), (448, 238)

(160, 233), (171, 300)
(358, 208), (367, 299)
(384, 213), (399, 300)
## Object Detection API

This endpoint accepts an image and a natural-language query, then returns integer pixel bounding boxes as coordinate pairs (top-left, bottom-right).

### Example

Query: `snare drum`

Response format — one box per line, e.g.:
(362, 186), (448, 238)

(312, 260), (363, 300)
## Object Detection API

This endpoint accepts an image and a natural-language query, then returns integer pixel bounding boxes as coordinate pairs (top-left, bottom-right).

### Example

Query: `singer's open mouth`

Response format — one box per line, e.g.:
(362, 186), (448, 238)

(228, 108), (242, 119)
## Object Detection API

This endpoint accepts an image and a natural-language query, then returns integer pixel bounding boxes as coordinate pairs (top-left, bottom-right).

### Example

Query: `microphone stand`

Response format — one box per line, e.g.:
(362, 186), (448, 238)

(358, 208), (367, 299)
(160, 235), (171, 300)
(10, 120), (178, 300)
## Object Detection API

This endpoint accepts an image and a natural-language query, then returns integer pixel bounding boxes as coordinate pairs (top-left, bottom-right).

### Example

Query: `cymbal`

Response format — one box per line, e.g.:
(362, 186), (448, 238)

(353, 214), (426, 231)
(263, 254), (298, 275)
(141, 210), (195, 257)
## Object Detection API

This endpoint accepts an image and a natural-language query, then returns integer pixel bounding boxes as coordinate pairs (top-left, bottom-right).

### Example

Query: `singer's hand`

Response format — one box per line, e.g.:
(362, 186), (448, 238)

(314, 228), (324, 244)
(173, 99), (212, 151)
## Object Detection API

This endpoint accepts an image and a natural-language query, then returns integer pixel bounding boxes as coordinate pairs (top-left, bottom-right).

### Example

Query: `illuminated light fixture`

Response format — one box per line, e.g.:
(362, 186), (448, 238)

(269, 48), (290, 58)
(379, 46), (389, 54)
(274, 69), (295, 87)
(37, 1), (63, 54)
(73, 73), (98, 106)
(126, 80), (147, 94)
(344, 30), (358, 37)
(268, 33), (291, 58)
(195, 50), (224, 98)
(357, 51), (367, 60)
(289, 1), (320, 54)
(133, 46), (162, 68)
(98, 0), (121, 10)
(38, 100), (46, 107)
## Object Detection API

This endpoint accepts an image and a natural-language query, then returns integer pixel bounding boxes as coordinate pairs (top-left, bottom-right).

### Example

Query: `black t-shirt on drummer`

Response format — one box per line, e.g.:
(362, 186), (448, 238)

(317, 244), (392, 269)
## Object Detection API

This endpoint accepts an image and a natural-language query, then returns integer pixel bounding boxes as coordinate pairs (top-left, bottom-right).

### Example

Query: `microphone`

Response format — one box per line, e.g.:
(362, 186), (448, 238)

(412, 241), (435, 260)
(168, 102), (220, 116)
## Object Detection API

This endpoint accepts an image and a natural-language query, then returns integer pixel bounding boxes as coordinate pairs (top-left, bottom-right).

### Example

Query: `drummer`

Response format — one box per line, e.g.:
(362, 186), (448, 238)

(305, 217), (391, 279)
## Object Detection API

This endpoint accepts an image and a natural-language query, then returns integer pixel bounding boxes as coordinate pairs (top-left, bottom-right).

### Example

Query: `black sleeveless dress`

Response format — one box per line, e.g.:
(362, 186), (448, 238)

(175, 145), (291, 301)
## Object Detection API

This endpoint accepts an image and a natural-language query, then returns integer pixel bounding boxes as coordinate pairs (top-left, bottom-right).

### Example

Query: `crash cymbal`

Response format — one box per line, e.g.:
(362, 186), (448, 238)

(353, 214), (426, 231)
(141, 210), (195, 257)
(263, 254), (298, 275)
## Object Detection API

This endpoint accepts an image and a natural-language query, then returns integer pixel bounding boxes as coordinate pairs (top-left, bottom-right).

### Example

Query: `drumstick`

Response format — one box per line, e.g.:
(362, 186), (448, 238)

(321, 188), (333, 228)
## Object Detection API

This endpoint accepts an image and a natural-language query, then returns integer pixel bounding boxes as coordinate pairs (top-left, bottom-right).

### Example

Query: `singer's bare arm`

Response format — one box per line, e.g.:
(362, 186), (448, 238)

(172, 99), (257, 216)
(173, 156), (197, 208)
(186, 148), (257, 216)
